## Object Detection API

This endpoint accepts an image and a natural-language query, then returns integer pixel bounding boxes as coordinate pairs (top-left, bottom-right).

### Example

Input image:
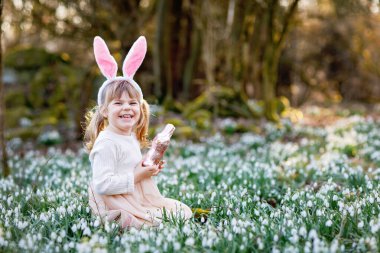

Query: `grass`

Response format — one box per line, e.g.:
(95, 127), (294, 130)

(0, 115), (380, 252)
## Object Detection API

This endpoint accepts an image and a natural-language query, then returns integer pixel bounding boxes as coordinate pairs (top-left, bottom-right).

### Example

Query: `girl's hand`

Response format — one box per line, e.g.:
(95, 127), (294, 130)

(152, 160), (166, 176)
(134, 161), (159, 183)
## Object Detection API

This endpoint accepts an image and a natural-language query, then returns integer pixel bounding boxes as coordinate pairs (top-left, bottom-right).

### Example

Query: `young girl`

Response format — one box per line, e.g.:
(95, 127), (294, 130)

(84, 36), (192, 229)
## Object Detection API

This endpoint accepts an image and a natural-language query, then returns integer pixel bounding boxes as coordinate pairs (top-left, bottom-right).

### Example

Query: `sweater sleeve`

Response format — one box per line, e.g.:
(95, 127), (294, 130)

(91, 139), (135, 195)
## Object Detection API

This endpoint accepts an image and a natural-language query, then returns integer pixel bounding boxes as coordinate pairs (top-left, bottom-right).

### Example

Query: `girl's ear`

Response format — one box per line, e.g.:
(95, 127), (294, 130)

(94, 36), (118, 79)
(122, 36), (147, 79)
(99, 106), (108, 119)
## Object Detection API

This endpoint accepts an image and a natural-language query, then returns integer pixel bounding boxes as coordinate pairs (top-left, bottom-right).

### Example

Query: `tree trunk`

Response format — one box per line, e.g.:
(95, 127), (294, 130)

(0, 0), (10, 177)
(261, 0), (299, 121)
(74, 68), (97, 140)
(245, 10), (264, 100)
(154, 0), (172, 103)
(263, 43), (281, 121)
(182, 24), (201, 101)
(170, 0), (184, 100)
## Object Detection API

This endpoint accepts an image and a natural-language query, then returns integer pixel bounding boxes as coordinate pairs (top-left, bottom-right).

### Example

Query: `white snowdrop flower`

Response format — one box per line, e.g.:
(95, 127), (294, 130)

(370, 223), (379, 233)
(338, 201), (345, 210)
(211, 191), (216, 200)
(93, 219), (100, 227)
(71, 224), (78, 233)
(330, 239), (339, 253)
(7, 196), (13, 205)
(86, 207), (90, 213)
(39, 213), (48, 222)
(316, 209), (323, 216)
(257, 238), (264, 250)
(308, 229), (318, 239)
(60, 230), (66, 238)
(273, 234), (279, 242)
(17, 221), (28, 230)
(173, 242), (181, 250)
(202, 237), (208, 248)
(292, 193), (299, 201)
(183, 225), (191, 235)
(358, 221), (364, 228)
(51, 232), (57, 240)
(18, 239), (26, 249)
(228, 233), (233, 241)
(307, 200), (313, 207)
(185, 237), (195, 246)
(368, 196), (374, 204)
(332, 195), (339, 201)
(348, 206), (355, 217)
(301, 211), (307, 217)
(290, 234), (299, 243)
(139, 244), (148, 252)
(241, 188), (247, 197)
(83, 227), (91, 236)
(59, 206), (66, 214)
(325, 220), (333, 227)
(299, 226), (307, 237)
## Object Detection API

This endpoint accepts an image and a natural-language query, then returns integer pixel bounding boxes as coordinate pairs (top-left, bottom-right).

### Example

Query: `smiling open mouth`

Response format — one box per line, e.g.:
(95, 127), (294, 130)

(119, 114), (133, 119)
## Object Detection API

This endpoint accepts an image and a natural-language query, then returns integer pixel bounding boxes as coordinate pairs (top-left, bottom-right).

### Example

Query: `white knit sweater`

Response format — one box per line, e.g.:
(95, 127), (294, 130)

(90, 130), (142, 195)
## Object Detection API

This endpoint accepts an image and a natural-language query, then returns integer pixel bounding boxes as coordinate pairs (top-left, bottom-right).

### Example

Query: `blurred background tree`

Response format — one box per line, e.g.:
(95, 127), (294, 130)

(2, 0), (380, 147)
(1, 0), (10, 177)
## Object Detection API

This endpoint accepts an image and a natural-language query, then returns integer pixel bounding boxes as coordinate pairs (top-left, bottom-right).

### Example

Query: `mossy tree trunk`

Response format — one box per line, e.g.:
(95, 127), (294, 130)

(182, 16), (201, 101)
(261, 0), (300, 121)
(0, 0), (10, 177)
(181, 0), (202, 101)
(154, 0), (172, 103)
(155, 0), (200, 105)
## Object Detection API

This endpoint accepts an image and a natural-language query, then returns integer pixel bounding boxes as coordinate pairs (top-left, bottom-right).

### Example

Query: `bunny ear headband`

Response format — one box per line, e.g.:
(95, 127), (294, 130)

(94, 36), (147, 105)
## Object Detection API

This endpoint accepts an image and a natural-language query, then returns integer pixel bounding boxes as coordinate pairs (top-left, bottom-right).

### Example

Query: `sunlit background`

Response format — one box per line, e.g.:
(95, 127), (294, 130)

(2, 0), (379, 148)
(1, 1), (380, 252)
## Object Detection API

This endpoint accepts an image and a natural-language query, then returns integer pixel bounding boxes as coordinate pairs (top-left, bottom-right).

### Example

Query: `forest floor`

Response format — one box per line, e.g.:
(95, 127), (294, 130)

(0, 102), (379, 252)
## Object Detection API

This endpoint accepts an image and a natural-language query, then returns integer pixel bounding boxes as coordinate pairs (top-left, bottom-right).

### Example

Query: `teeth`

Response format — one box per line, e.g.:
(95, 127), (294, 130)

(120, 114), (132, 118)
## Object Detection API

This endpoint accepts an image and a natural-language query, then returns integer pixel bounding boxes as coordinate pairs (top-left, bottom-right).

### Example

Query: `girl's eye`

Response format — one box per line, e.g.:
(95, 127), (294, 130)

(130, 102), (137, 105)
(114, 102), (122, 105)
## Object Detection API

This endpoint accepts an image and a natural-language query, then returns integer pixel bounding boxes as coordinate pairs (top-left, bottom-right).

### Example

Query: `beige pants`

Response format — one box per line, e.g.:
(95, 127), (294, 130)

(88, 177), (192, 229)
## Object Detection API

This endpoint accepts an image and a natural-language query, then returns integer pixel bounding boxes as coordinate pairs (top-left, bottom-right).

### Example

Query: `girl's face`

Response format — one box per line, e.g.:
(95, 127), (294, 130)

(103, 92), (141, 136)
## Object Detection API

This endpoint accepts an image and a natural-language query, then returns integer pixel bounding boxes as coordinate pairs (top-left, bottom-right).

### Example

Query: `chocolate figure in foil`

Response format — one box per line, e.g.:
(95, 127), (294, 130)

(143, 124), (175, 166)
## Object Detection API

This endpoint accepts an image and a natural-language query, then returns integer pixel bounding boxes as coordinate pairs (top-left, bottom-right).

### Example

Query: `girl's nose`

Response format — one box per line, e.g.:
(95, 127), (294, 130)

(122, 103), (131, 110)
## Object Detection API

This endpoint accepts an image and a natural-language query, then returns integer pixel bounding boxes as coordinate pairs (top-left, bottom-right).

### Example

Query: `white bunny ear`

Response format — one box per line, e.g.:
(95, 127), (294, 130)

(122, 36), (147, 78)
(93, 36), (118, 79)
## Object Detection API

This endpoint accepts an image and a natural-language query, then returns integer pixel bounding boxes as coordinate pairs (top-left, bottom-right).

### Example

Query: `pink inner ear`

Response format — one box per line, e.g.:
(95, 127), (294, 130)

(122, 36), (147, 78)
(94, 36), (118, 79)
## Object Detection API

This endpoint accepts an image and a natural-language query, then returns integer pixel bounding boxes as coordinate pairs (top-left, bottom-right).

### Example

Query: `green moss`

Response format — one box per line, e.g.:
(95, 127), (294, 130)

(164, 117), (186, 127)
(187, 109), (212, 130)
(175, 126), (197, 139)
(5, 47), (62, 70)
(5, 90), (26, 107)
(5, 107), (31, 128)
